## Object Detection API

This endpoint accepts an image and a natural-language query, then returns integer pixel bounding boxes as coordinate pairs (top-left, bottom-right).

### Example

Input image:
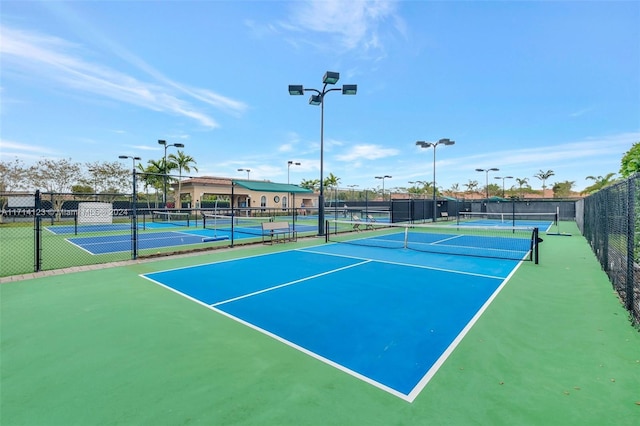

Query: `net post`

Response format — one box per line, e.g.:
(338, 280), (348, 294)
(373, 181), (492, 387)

(74, 209), (78, 236)
(325, 220), (329, 242)
(534, 227), (539, 264)
(403, 226), (409, 249)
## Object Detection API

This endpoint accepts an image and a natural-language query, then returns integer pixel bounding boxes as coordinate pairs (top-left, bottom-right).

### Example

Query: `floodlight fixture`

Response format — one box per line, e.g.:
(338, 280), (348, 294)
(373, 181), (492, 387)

(323, 71), (340, 85)
(375, 175), (392, 201)
(476, 168), (500, 199)
(288, 70), (358, 235)
(237, 168), (251, 179)
(342, 84), (357, 95)
(288, 85), (304, 96)
(495, 175), (514, 197)
(287, 161), (301, 184)
(309, 95), (322, 106)
(416, 138), (455, 221)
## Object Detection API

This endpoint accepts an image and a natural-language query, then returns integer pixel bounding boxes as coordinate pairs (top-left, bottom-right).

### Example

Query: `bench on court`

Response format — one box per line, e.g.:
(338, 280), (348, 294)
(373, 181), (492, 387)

(262, 221), (294, 244)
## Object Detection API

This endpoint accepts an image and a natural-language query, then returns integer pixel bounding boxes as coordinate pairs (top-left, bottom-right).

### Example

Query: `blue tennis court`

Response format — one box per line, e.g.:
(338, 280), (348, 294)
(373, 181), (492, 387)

(142, 239), (525, 402)
(46, 221), (192, 235)
(66, 231), (213, 254)
(64, 223), (316, 254)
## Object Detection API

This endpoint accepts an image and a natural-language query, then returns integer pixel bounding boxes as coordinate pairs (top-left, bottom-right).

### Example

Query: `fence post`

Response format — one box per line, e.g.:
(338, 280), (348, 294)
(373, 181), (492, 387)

(34, 190), (42, 272)
(132, 169), (138, 260)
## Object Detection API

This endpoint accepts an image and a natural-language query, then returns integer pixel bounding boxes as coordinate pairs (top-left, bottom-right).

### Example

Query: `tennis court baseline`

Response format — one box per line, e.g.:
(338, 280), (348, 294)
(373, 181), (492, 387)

(142, 243), (524, 402)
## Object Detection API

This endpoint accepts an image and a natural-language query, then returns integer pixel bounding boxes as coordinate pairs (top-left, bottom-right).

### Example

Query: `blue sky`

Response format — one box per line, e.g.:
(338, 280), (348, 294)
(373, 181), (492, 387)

(1, 0), (638, 193)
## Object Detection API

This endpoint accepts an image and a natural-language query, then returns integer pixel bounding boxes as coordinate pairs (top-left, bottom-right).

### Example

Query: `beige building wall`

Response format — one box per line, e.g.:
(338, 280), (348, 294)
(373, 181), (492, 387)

(171, 177), (317, 210)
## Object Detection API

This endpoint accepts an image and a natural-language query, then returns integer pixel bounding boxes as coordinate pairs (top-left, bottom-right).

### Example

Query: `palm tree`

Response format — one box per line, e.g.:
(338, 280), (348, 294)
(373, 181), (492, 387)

(446, 183), (460, 198)
(516, 177), (529, 198)
(323, 173), (340, 206)
(464, 180), (479, 196)
(581, 173), (617, 195)
(168, 150), (198, 208)
(300, 179), (320, 191)
(141, 160), (164, 208)
(534, 170), (555, 196)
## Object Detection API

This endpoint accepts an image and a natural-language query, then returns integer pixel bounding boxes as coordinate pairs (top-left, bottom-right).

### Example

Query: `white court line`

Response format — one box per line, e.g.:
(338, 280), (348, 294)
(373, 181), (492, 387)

(211, 259), (372, 307)
(405, 261), (524, 402)
(140, 246), (524, 403)
(209, 302), (412, 401)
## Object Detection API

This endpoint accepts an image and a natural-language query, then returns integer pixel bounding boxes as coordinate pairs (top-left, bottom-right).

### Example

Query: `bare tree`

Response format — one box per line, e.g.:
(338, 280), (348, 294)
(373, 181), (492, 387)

(82, 161), (130, 200)
(28, 158), (82, 220)
(0, 158), (29, 223)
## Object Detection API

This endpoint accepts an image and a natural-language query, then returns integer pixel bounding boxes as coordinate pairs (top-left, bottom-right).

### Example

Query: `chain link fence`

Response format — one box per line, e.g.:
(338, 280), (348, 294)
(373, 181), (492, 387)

(0, 190), (319, 278)
(3, 179), (640, 327)
(577, 175), (640, 326)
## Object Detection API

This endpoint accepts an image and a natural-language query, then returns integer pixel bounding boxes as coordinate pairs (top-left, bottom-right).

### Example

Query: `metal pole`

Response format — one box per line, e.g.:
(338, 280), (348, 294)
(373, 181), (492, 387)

(34, 190), (42, 272)
(318, 91), (325, 236)
(485, 171), (489, 200)
(132, 167), (138, 259)
(433, 145), (437, 222)
(163, 145), (168, 207)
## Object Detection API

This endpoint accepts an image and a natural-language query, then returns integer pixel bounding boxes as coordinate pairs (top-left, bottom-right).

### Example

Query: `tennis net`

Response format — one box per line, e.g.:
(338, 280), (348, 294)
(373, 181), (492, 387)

(152, 210), (190, 227)
(326, 219), (540, 263)
(458, 211), (557, 226)
(202, 213), (272, 235)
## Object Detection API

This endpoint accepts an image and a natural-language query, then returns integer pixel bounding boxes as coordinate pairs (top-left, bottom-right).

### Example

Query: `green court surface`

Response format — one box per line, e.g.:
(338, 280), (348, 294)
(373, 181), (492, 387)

(1, 222), (639, 425)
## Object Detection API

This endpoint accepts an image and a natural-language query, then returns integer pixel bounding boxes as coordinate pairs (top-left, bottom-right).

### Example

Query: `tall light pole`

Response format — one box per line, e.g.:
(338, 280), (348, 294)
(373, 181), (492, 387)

(416, 138), (455, 222)
(158, 139), (184, 207)
(118, 155), (141, 171)
(237, 168), (251, 179)
(495, 175), (513, 198)
(476, 167), (500, 200)
(287, 161), (301, 184)
(289, 71), (357, 236)
(375, 175), (392, 201)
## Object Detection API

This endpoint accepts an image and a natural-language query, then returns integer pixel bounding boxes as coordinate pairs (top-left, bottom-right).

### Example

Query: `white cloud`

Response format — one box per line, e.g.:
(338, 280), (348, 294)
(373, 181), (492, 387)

(335, 144), (399, 161)
(284, 0), (400, 52)
(0, 25), (247, 128)
(0, 139), (57, 155)
(278, 143), (294, 152)
(569, 107), (594, 118)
